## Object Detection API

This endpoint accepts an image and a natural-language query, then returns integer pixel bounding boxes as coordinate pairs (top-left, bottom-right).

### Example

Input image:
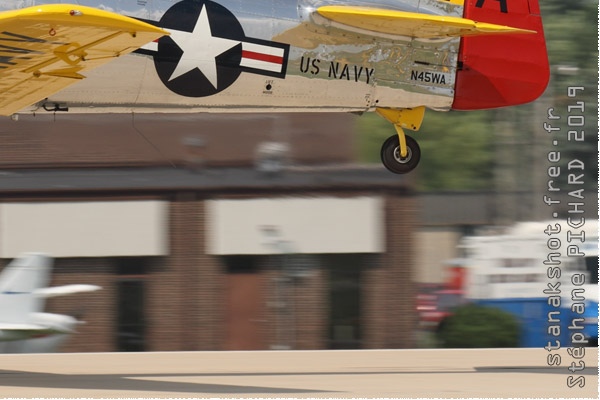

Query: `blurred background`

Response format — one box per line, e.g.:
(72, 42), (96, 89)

(0, 0), (596, 352)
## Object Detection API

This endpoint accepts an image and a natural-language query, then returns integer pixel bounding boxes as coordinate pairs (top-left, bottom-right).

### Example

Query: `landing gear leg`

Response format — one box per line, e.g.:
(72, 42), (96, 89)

(376, 107), (425, 174)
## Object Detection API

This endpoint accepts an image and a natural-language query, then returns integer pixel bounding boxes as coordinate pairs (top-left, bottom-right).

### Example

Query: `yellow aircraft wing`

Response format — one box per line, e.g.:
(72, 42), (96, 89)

(0, 4), (167, 115)
(316, 6), (536, 38)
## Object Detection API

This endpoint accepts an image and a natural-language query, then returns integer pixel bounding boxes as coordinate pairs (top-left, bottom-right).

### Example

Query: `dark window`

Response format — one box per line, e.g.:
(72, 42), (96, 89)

(116, 279), (145, 352)
(223, 255), (259, 273)
(326, 254), (363, 349)
(115, 257), (148, 275)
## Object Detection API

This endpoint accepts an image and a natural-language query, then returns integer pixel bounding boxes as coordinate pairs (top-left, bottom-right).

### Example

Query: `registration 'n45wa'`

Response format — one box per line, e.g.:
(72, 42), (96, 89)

(0, 0), (549, 174)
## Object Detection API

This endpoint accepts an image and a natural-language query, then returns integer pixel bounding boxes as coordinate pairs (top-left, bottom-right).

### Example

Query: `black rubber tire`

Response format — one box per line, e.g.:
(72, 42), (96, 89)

(380, 134), (421, 174)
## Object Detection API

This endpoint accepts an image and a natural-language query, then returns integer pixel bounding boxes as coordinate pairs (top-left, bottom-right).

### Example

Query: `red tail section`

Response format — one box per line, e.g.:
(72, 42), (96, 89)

(452, 0), (549, 110)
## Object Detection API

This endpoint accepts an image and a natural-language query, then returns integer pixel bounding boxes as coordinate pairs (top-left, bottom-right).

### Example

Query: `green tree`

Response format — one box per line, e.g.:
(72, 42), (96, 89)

(356, 110), (495, 191)
(436, 304), (521, 348)
(541, 0), (598, 190)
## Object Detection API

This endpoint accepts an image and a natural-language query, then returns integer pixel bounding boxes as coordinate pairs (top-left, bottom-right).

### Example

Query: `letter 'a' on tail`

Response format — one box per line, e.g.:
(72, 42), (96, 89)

(452, 0), (550, 110)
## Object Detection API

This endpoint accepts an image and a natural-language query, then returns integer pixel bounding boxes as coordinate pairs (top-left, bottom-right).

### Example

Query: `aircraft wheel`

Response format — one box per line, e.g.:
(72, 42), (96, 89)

(380, 134), (421, 174)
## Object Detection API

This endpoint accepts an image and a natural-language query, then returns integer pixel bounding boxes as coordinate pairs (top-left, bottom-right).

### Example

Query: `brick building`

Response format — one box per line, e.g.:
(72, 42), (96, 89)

(0, 113), (418, 352)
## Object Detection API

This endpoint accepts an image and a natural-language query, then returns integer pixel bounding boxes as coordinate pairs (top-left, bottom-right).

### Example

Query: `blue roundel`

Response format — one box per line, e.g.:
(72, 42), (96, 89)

(153, 0), (244, 97)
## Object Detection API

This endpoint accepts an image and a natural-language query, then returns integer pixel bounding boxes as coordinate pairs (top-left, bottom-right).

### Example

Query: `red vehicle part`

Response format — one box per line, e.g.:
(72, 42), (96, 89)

(452, 0), (550, 110)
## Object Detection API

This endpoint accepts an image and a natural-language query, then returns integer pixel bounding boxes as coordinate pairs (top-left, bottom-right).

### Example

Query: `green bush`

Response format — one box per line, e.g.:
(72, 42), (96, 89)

(436, 304), (520, 348)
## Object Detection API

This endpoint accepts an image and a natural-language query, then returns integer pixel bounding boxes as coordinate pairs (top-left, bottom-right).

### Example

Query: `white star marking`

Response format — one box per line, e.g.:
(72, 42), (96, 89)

(167, 4), (240, 89)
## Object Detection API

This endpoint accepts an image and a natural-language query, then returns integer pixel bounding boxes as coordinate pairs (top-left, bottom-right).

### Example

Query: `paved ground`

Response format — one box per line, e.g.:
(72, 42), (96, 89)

(0, 348), (597, 398)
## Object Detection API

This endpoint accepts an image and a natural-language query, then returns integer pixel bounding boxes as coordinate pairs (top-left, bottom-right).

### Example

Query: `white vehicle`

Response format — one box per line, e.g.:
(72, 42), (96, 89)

(0, 253), (101, 353)
(458, 220), (598, 347)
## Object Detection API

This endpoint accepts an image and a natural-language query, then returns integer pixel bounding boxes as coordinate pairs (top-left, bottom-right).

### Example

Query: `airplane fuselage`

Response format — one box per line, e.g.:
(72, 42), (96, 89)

(4, 0), (461, 114)
(0, 0), (549, 174)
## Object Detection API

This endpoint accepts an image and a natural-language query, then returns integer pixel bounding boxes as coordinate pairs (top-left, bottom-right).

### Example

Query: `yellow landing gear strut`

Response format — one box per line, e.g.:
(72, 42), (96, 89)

(376, 106), (425, 174)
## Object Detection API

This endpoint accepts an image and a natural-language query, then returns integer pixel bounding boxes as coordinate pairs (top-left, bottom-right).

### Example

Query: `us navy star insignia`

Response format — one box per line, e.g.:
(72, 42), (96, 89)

(139, 0), (289, 98)
(168, 4), (239, 88)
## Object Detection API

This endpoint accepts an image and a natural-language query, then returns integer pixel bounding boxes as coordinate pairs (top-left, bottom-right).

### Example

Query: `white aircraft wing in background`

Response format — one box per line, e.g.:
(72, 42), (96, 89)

(0, 253), (101, 352)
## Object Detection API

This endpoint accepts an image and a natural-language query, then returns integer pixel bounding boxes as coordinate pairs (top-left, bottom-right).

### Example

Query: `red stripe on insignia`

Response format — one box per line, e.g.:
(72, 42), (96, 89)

(241, 50), (283, 65)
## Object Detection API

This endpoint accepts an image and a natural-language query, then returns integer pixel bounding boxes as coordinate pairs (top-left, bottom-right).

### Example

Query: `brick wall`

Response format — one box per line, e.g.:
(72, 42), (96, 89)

(293, 266), (327, 350)
(194, 199), (225, 350)
(146, 194), (224, 351)
(262, 261), (284, 350)
(42, 195), (226, 353)
(363, 193), (418, 349)
(0, 113), (356, 168)
(261, 257), (327, 350)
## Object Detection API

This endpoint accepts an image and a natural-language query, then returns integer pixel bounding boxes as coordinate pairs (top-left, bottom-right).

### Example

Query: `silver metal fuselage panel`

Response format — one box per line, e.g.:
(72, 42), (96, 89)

(8, 0), (461, 114)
